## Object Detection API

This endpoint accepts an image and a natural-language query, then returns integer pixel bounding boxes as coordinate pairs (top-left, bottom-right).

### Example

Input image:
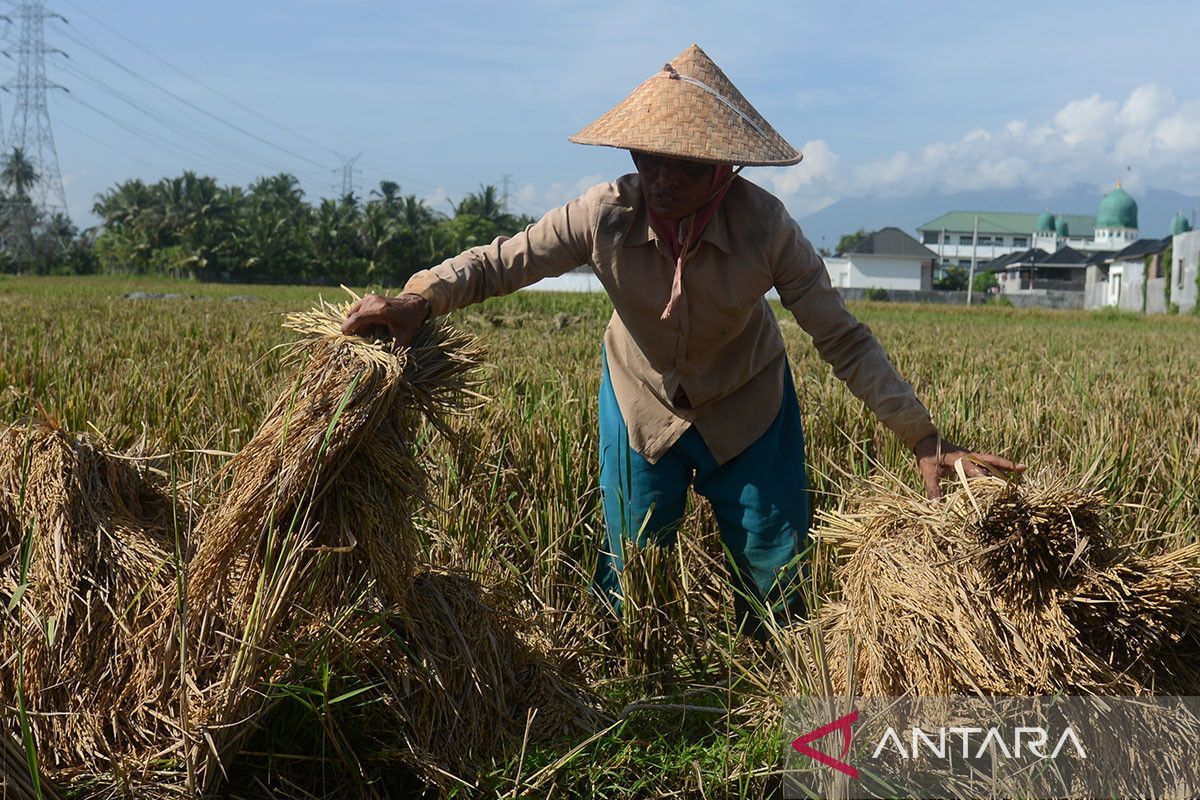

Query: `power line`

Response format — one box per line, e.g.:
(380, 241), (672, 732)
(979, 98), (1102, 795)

(61, 91), (260, 177)
(55, 59), (300, 179)
(57, 0), (344, 163)
(52, 21), (337, 173)
(53, 114), (167, 173)
(53, 57), (330, 185)
(44, 4), (476, 203)
(61, 93), (333, 199)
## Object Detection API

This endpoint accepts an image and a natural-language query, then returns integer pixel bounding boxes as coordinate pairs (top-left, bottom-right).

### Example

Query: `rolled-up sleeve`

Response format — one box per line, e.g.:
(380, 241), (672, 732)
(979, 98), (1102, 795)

(771, 216), (938, 451)
(402, 192), (595, 317)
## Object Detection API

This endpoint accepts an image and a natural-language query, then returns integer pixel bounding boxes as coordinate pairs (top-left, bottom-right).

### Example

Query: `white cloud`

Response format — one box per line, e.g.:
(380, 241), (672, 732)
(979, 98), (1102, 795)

(773, 139), (839, 194)
(422, 186), (452, 214)
(762, 82), (1200, 216)
(1053, 94), (1117, 145)
(1120, 84), (1174, 129)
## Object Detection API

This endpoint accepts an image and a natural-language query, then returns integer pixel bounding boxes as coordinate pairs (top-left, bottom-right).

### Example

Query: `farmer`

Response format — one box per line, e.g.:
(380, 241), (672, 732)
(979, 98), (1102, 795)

(342, 45), (1023, 628)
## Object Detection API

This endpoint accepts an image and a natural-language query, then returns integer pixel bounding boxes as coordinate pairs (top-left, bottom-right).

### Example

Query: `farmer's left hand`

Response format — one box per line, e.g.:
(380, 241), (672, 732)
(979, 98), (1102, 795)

(912, 434), (1026, 500)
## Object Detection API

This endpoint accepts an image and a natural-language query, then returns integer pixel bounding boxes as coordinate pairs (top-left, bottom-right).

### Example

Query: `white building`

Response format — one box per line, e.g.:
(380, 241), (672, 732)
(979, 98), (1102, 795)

(824, 227), (935, 291)
(1171, 229), (1200, 313)
(918, 184), (1141, 268)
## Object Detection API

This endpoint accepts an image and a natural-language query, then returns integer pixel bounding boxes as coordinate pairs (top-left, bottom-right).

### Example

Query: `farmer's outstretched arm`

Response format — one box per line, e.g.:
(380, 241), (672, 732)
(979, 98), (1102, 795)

(769, 216), (1023, 497)
(342, 190), (595, 339)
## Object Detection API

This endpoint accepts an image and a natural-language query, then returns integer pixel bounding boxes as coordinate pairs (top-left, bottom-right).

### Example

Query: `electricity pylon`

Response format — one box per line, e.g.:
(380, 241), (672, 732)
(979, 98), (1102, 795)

(3, 0), (69, 217)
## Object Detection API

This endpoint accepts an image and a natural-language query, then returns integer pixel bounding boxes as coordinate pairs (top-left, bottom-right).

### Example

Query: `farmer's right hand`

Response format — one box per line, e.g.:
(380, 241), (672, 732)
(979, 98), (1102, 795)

(341, 293), (431, 345)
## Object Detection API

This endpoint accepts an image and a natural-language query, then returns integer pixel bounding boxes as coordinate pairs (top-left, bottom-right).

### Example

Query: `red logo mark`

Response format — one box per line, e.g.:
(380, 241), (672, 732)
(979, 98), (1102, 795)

(792, 709), (860, 779)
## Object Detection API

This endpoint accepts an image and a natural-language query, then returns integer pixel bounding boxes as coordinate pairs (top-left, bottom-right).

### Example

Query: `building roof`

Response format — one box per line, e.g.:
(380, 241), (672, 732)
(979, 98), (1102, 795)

(1086, 250), (1117, 265)
(983, 250), (1022, 271)
(917, 211), (1096, 238)
(1041, 246), (1089, 266)
(1096, 184), (1138, 229)
(988, 248), (1051, 271)
(845, 226), (937, 259)
(1112, 237), (1171, 261)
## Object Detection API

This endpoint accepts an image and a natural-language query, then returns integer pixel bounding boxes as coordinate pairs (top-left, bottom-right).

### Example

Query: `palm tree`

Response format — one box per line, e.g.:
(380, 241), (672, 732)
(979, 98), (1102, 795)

(371, 180), (402, 210)
(93, 179), (153, 230)
(453, 184), (503, 221)
(1, 147), (41, 263)
(358, 200), (399, 277)
(1, 147), (38, 199)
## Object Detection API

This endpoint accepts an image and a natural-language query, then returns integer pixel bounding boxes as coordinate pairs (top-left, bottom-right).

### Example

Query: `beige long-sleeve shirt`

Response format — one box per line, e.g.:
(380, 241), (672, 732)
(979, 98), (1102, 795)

(404, 173), (937, 465)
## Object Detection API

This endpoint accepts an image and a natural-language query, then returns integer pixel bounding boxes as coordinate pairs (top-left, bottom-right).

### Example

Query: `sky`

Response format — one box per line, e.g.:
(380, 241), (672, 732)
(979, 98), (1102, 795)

(11, 0), (1200, 227)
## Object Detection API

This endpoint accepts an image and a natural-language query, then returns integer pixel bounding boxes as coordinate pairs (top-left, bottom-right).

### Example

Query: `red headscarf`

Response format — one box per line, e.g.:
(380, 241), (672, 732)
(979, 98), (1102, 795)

(642, 162), (738, 320)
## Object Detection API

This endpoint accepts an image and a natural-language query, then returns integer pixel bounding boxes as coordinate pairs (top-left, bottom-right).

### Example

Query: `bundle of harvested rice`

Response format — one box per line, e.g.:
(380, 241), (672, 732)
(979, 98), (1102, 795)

(0, 420), (182, 778)
(812, 474), (1200, 697)
(171, 296), (597, 792)
(3, 297), (599, 796)
(341, 570), (600, 783)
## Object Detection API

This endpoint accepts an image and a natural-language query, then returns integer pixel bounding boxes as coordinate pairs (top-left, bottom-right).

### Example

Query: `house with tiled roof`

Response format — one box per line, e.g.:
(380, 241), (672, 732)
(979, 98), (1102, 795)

(822, 227), (936, 291)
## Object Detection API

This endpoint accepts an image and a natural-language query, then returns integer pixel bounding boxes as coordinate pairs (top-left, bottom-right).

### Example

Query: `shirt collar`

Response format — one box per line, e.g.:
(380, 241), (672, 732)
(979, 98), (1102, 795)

(625, 195), (734, 255)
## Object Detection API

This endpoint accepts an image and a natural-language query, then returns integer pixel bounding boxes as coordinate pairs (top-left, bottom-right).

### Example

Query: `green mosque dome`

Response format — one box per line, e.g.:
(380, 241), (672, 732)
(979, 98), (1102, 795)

(1171, 211), (1192, 236)
(1096, 184), (1138, 230)
(1056, 218), (1069, 237)
(1035, 211), (1056, 233)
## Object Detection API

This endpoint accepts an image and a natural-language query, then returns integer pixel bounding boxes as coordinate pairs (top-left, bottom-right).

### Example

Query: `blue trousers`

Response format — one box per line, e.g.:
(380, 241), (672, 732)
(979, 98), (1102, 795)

(594, 351), (810, 626)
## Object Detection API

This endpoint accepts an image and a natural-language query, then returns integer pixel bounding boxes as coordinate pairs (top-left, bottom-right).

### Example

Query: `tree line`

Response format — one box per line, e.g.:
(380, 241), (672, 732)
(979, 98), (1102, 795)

(0, 146), (536, 285)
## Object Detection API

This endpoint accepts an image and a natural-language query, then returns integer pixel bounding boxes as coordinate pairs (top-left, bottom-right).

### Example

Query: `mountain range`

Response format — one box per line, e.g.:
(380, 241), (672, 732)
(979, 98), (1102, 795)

(795, 184), (1200, 252)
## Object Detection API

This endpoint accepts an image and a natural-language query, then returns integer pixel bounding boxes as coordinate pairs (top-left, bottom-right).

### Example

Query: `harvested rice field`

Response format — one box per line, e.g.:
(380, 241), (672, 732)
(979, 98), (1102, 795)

(2, 274), (1200, 798)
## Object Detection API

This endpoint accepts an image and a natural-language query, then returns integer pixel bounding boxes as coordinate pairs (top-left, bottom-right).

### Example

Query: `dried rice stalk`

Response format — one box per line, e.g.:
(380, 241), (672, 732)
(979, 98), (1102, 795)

(0, 419), (183, 778)
(3, 296), (599, 797)
(165, 297), (597, 793)
(171, 298), (481, 787)
(810, 474), (1200, 697)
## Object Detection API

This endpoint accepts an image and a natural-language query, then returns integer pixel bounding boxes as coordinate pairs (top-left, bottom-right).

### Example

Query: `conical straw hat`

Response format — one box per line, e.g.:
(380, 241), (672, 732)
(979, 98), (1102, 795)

(569, 44), (801, 167)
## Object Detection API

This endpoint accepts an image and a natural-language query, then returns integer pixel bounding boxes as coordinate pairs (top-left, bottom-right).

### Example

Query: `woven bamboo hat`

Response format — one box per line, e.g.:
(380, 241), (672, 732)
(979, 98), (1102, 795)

(569, 44), (801, 167)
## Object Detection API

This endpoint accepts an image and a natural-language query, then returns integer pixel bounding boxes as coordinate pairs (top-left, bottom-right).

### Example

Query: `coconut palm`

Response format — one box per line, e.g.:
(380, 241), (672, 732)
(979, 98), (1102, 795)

(453, 184), (503, 221)
(1, 147), (38, 199)
(1, 147), (42, 263)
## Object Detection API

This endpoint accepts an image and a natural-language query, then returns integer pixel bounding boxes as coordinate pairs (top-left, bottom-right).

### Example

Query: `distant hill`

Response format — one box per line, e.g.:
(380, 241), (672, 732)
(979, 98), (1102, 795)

(795, 184), (1200, 251)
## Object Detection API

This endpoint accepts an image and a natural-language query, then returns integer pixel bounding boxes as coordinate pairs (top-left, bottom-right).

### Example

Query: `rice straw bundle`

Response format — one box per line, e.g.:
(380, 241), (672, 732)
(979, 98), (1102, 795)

(169, 297), (471, 784)
(342, 570), (600, 787)
(1067, 543), (1200, 691)
(812, 474), (1200, 697)
(3, 297), (599, 796)
(0, 420), (182, 778)
(165, 296), (596, 792)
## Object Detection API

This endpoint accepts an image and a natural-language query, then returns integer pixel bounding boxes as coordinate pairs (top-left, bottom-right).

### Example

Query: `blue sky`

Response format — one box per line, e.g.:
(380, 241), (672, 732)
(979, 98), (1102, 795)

(17, 0), (1200, 226)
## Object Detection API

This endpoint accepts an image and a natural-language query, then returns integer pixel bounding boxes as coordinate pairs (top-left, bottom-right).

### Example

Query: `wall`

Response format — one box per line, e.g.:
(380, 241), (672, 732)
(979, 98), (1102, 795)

(847, 254), (927, 290)
(522, 271), (1083, 308)
(1145, 278), (1168, 314)
(1112, 260), (1146, 313)
(1172, 231), (1200, 313)
(823, 256), (851, 288)
(835, 288), (967, 304)
(1000, 291), (1084, 310)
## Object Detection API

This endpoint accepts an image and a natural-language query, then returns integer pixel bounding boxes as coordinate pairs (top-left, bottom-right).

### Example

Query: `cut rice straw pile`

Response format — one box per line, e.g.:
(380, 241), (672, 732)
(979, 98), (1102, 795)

(2, 294), (599, 797)
(810, 473), (1200, 697)
(0, 419), (182, 778)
